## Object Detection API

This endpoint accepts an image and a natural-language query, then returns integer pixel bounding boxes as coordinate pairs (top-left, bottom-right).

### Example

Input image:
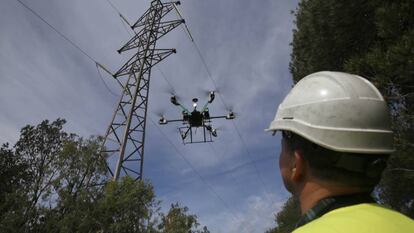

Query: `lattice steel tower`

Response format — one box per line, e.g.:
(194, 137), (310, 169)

(102, 0), (184, 181)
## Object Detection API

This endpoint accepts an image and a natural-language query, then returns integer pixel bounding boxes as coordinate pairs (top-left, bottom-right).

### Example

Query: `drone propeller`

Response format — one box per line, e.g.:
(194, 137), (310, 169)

(196, 88), (218, 105)
(162, 84), (176, 97)
(214, 125), (228, 131)
(220, 103), (240, 119)
(198, 86), (239, 116)
(153, 109), (166, 118)
(161, 85), (184, 102)
(152, 109), (167, 124)
(198, 87), (221, 98)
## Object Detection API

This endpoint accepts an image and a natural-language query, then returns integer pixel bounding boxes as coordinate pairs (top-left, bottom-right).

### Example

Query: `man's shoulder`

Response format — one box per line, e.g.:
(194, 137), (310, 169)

(293, 203), (414, 233)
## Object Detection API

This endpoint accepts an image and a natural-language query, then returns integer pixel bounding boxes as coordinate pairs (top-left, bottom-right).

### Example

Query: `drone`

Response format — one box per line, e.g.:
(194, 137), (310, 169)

(158, 91), (235, 144)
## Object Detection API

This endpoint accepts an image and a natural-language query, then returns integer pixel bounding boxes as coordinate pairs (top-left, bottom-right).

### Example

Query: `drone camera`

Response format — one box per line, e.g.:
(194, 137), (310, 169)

(192, 98), (198, 108)
(208, 91), (215, 103)
(170, 96), (180, 106)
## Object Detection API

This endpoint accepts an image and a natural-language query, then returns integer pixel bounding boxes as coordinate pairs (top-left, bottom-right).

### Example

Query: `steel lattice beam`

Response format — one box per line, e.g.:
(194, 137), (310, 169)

(101, 0), (183, 181)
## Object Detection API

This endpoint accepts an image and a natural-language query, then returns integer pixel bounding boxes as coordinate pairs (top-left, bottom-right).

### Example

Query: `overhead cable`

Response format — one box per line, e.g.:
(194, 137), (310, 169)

(16, 0), (96, 63)
(105, 0), (240, 220)
(96, 64), (120, 97)
(15, 0), (119, 96)
(106, 0), (176, 95)
(186, 28), (274, 196)
(168, 7), (270, 194)
(149, 118), (240, 222)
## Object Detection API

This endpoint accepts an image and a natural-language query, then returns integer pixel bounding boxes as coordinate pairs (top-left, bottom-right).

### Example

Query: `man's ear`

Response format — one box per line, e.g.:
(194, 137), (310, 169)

(291, 150), (306, 181)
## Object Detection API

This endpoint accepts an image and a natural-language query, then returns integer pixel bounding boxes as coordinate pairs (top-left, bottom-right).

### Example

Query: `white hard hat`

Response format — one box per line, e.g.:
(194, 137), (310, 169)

(266, 71), (394, 154)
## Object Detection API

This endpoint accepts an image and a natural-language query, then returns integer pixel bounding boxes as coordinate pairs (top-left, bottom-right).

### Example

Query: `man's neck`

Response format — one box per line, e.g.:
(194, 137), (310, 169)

(298, 180), (366, 214)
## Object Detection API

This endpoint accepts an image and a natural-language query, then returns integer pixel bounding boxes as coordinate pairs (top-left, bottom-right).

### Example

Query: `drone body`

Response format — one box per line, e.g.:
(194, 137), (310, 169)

(159, 91), (235, 144)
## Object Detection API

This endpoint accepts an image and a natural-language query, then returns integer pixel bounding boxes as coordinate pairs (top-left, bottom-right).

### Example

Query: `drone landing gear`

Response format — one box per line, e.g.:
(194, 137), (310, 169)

(205, 125), (217, 137)
(181, 127), (190, 140)
(178, 125), (215, 145)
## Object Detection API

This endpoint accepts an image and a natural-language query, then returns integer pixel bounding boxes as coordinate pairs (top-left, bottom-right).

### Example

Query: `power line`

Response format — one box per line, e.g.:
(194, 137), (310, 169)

(208, 143), (251, 196)
(18, 0), (273, 198)
(16, 0), (97, 63)
(168, 5), (274, 195)
(105, 0), (122, 15)
(104, 0), (241, 219)
(190, 36), (274, 196)
(105, 1), (176, 95)
(156, 67), (176, 94)
(193, 42), (214, 83)
(168, 4), (273, 194)
(105, 0), (133, 38)
(96, 64), (120, 97)
(149, 118), (240, 222)
(15, 0), (119, 97)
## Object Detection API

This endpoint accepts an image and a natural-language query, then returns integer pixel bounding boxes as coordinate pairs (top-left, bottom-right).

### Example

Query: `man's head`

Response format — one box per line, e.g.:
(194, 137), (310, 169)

(267, 71), (394, 195)
(279, 130), (389, 194)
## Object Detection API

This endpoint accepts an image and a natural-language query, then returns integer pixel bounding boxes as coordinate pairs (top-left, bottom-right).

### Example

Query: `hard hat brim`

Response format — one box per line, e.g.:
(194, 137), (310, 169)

(266, 118), (395, 154)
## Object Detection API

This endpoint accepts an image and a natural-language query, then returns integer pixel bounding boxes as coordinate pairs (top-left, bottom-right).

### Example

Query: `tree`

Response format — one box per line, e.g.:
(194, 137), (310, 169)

(1, 119), (71, 232)
(96, 177), (160, 233)
(268, 0), (414, 231)
(344, 2), (414, 216)
(0, 119), (109, 232)
(289, 0), (379, 83)
(266, 197), (300, 233)
(1, 119), (209, 233)
(41, 135), (110, 233)
(0, 144), (31, 233)
(158, 203), (210, 233)
(289, 0), (414, 218)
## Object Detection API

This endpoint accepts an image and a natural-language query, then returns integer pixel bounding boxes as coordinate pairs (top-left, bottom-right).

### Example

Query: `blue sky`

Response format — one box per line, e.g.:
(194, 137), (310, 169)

(0, 0), (299, 232)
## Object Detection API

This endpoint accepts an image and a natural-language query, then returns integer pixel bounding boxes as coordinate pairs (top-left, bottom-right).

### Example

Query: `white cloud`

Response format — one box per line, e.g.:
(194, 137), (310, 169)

(202, 192), (286, 233)
(0, 0), (298, 232)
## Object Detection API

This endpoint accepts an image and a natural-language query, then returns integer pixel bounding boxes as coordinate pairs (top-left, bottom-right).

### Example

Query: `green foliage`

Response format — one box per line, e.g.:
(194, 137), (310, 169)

(266, 197), (300, 233)
(0, 144), (31, 233)
(290, 0), (414, 216)
(290, 0), (379, 83)
(158, 203), (210, 233)
(269, 0), (414, 231)
(348, 0), (413, 218)
(41, 134), (110, 233)
(98, 177), (160, 233)
(9, 119), (71, 232)
(0, 119), (209, 233)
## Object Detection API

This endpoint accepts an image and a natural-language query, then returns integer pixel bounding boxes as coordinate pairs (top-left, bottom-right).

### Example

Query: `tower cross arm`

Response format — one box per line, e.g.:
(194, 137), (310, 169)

(131, 1), (179, 29)
(118, 19), (184, 54)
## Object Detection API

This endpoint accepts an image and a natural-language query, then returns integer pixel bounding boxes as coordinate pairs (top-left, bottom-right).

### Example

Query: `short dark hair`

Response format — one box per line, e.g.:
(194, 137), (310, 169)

(282, 131), (389, 190)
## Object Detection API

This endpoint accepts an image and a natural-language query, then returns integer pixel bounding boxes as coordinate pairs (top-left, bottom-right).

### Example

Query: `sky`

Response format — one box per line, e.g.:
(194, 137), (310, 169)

(0, 0), (299, 232)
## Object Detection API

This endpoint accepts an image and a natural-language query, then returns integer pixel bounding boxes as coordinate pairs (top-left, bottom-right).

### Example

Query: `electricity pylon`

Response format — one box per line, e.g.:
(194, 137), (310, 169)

(101, 0), (184, 181)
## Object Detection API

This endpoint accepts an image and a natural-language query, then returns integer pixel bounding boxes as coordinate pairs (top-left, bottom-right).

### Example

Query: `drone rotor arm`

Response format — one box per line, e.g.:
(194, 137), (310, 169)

(166, 119), (186, 123)
(209, 113), (235, 120)
(178, 105), (191, 114)
(208, 115), (227, 120)
(158, 116), (186, 125)
(201, 102), (210, 112)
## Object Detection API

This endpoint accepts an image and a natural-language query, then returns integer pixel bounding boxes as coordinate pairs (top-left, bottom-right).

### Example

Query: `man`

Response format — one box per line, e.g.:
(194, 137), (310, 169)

(266, 71), (413, 232)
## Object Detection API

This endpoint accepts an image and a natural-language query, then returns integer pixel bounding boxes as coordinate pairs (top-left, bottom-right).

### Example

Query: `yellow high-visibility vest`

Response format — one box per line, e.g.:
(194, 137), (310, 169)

(293, 203), (414, 233)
